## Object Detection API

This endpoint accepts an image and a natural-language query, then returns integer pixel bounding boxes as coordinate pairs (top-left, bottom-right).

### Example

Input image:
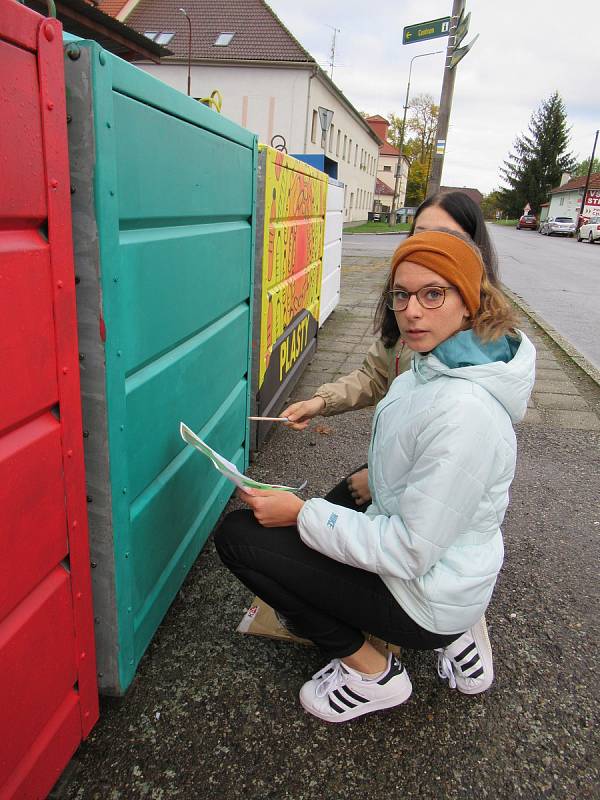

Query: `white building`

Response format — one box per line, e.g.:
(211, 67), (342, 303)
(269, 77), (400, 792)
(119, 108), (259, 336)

(365, 115), (410, 213)
(548, 172), (600, 222)
(100, 0), (380, 222)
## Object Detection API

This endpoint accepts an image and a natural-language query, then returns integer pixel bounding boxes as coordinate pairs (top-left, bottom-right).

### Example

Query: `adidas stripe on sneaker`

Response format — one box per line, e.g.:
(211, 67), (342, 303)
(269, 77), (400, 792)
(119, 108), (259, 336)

(299, 652), (412, 723)
(436, 615), (494, 695)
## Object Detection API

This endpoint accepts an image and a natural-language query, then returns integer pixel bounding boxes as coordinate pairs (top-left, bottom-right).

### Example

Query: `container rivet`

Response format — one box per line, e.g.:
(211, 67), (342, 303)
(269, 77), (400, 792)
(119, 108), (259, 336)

(72, 519), (78, 528)
(91, 561), (97, 568)
(99, 50), (106, 65)
(57, 280), (63, 288)
(127, 606), (132, 613)
(71, 185), (76, 194)
(51, 179), (58, 188)
(66, 44), (80, 60)
(44, 25), (54, 41)
(80, 651), (86, 660)
(86, 494), (93, 502)
(47, 100), (54, 110)
(120, 425), (124, 431)
(122, 487), (127, 494)
(76, 592), (83, 600)
(67, 449), (73, 457)
(62, 366), (68, 374)
(117, 350), (122, 357)
(106, 121), (111, 128)
(109, 190), (115, 196)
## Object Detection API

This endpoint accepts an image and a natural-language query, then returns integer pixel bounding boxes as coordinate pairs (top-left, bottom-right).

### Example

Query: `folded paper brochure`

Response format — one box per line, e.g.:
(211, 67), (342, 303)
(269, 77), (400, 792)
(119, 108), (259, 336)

(179, 422), (307, 493)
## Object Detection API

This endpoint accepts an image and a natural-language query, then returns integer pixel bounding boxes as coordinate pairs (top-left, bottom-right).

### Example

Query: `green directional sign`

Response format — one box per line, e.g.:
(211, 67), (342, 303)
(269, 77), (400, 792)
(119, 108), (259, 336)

(450, 33), (479, 69)
(403, 16), (451, 45)
(454, 10), (471, 48)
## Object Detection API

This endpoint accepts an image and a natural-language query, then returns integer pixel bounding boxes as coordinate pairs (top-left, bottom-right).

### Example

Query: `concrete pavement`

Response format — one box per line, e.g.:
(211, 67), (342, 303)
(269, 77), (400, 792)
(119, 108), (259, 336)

(54, 252), (600, 800)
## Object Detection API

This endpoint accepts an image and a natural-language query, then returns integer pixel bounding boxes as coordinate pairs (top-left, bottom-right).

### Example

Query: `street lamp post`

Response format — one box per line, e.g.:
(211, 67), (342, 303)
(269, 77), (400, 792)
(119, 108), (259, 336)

(390, 49), (443, 224)
(178, 7), (192, 97)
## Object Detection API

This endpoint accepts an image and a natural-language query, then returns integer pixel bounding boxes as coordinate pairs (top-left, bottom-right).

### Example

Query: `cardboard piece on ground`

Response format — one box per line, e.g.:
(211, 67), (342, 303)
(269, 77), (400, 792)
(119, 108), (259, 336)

(237, 596), (400, 656)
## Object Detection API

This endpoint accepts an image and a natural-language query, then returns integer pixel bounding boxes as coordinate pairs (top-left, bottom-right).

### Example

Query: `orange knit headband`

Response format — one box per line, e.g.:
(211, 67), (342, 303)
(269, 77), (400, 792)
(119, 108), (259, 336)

(390, 230), (484, 316)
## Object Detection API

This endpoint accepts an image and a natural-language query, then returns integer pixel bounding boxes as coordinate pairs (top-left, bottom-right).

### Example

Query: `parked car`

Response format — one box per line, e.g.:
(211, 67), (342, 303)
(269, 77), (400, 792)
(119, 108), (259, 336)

(539, 216), (576, 236)
(577, 217), (600, 243)
(516, 214), (537, 230)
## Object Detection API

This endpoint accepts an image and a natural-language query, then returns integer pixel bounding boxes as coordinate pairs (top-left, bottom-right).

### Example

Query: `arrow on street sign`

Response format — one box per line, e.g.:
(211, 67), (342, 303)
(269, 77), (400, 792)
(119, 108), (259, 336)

(449, 33), (479, 69)
(453, 10), (471, 48)
(403, 16), (451, 45)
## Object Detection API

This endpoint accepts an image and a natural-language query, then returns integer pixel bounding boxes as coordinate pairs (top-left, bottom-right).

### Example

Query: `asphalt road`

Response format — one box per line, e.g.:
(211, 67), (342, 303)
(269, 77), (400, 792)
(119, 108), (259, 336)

(490, 225), (600, 371)
(344, 225), (600, 371)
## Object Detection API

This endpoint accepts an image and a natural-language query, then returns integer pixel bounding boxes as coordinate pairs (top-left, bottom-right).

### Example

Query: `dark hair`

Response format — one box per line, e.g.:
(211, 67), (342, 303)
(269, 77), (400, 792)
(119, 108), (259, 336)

(374, 192), (500, 347)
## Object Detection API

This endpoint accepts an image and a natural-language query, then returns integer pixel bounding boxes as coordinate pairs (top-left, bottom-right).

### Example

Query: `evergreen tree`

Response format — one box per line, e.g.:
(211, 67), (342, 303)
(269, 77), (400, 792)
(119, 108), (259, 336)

(499, 92), (575, 217)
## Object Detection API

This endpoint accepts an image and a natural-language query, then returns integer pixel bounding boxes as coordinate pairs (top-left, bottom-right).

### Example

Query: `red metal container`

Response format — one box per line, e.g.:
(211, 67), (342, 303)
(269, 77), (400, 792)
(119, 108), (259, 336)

(0, 2), (99, 797)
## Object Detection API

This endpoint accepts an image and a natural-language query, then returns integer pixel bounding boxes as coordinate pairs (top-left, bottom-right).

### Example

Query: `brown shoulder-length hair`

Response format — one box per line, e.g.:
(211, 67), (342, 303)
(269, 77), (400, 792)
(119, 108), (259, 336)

(374, 227), (518, 346)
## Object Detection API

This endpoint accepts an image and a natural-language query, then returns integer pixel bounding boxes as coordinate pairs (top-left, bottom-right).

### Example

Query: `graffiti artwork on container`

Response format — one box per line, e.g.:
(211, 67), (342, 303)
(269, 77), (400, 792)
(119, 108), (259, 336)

(258, 147), (328, 407)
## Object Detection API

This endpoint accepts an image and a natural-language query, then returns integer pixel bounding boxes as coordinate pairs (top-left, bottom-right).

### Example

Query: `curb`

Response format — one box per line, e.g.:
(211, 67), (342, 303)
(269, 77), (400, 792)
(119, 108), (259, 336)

(344, 231), (410, 237)
(502, 283), (600, 388)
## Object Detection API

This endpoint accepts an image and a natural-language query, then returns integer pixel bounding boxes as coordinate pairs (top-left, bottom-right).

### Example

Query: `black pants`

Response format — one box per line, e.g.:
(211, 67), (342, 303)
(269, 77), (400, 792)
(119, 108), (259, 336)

(324, 463), (369, 511)
(215, 510), (460, 661)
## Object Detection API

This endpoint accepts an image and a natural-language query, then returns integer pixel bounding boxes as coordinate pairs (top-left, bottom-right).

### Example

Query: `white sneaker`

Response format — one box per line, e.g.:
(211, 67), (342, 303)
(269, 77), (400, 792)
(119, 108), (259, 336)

(299, 653), (412, 723)
(436, 616), (494, 695)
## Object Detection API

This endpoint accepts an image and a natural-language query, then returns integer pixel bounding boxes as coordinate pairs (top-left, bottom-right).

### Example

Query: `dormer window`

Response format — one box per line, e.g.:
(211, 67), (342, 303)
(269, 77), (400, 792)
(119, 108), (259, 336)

(145, 31), (175, 44)
(214, 32), (235, 46)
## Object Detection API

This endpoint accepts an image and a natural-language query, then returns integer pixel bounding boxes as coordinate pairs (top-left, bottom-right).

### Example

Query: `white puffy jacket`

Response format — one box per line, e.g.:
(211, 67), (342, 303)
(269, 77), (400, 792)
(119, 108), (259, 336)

(297, 331), (536, 635)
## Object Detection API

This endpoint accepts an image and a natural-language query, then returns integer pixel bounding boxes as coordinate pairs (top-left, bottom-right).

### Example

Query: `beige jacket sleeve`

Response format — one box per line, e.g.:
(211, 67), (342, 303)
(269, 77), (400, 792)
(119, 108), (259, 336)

(313, 338), (413, 416)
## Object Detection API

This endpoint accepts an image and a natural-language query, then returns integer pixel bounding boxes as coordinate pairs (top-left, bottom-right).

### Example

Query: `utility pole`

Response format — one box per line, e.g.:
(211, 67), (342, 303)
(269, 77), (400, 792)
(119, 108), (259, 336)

(578, 129), (599, 221)
(426, 0), (464, 196)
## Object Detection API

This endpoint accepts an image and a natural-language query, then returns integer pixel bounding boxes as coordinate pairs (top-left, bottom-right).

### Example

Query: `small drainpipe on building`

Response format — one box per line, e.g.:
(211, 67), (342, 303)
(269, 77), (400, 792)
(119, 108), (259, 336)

(303, 66), (319, 152)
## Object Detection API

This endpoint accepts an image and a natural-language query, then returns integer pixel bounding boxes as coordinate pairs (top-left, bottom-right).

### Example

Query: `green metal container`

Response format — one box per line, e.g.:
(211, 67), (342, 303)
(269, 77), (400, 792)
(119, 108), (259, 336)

(65, 41), (257, 694)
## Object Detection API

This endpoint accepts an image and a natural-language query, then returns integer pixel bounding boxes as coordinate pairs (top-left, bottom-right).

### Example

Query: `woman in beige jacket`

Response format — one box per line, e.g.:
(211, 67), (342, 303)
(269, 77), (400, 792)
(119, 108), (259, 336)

(282, 191), (501, 508)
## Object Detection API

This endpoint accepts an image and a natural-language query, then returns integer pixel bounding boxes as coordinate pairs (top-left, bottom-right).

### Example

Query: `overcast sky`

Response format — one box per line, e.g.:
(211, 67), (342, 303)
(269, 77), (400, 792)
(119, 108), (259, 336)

(268, 0), (598, 194)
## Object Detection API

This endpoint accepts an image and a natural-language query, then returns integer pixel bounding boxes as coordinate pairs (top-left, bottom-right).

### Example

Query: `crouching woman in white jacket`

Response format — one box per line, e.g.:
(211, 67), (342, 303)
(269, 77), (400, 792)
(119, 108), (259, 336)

(215, 229), (536, 723)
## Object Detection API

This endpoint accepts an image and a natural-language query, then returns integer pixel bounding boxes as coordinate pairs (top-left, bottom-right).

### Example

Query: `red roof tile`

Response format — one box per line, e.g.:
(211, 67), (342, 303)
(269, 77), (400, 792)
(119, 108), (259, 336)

(439, 186), (483, 206)
(550, 173), (600, 193)
(125, 0), (314, 63)
(380, 141), (400, 156)
(375, 178), (394, 196)
(97, 0), (128, 17)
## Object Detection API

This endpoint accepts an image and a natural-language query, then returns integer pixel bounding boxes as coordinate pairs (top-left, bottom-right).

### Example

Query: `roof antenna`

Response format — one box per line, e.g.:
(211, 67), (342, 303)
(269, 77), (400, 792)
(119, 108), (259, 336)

(326, 25), (340, 80)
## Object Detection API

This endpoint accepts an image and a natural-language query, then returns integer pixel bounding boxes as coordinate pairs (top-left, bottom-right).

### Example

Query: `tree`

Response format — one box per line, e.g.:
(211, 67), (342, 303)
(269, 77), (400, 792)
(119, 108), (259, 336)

(480, 190), (503, 220)
(499, 92), (575, 217)
(387, 94), (439, 207)
(572, 156), (600, 177)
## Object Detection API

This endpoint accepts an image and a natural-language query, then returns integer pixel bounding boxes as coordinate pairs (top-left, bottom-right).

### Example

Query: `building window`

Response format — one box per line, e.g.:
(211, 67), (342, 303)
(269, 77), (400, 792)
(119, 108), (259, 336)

(145, 30), (175, 44)
(343, 134), (347, 160)
(355, 144), (358, 166)
(559, 197), (564, 206)
(348, 139), (352, 162)
(329, 125), (335, 152)
(214, 32), (235, 46)
(336, 129), (341, 157)
(311, 110), (318, 144)
(383, 165), (391, 172)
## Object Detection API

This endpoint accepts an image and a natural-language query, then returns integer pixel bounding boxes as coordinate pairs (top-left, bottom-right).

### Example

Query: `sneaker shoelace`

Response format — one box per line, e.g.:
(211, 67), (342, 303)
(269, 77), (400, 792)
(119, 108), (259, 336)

(312, 659), (350, 699)
(436, 651), (457, 689)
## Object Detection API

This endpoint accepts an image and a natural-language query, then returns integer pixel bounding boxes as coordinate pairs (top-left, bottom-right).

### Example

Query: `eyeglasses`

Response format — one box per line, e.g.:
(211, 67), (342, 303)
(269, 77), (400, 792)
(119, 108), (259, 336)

(385, 286), (457, 311)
